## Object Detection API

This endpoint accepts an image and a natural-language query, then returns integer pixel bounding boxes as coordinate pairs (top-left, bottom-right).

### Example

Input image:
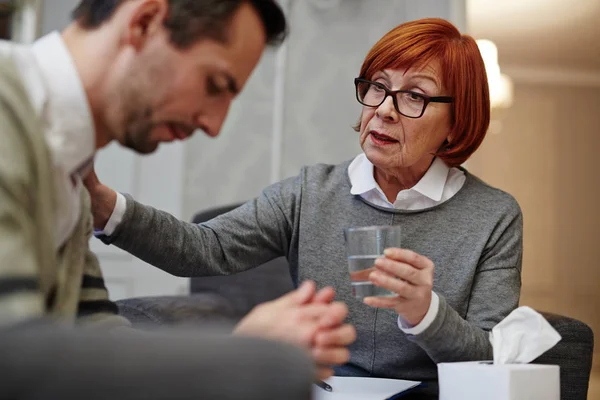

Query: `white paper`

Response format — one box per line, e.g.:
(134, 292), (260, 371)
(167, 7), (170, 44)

(490, 306), (561, 364)
(313, 376), (421, 400)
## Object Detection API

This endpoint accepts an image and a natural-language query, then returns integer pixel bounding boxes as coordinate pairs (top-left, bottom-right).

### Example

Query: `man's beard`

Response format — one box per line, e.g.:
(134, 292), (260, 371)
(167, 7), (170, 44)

(123, 107), (158, 155)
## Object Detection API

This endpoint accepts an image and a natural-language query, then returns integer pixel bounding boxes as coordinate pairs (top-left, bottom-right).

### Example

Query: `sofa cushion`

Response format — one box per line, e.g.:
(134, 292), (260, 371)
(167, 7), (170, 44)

(189, 257), (294, 317)
(116, 294), (238, 330)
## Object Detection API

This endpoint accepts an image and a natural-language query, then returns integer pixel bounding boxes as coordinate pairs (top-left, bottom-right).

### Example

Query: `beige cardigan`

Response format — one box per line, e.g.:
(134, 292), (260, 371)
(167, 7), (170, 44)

(0, 56), (128, 328)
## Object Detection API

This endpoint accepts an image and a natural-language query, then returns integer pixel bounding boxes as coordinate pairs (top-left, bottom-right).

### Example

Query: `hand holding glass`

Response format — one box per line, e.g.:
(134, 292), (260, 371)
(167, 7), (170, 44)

(344, 225), (401, 299)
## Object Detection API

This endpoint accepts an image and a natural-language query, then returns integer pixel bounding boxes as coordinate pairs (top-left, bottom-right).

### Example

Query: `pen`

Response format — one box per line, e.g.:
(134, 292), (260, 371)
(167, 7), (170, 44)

(316, 380), (333, 392)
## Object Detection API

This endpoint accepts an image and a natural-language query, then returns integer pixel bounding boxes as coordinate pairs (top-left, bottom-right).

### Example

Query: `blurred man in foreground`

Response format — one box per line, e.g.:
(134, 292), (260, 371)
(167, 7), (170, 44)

(0, 1), (355, 398)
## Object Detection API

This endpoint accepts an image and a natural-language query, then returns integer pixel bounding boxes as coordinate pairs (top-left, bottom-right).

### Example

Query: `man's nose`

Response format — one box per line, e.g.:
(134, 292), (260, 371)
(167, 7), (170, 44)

(195, 103), (231, 137)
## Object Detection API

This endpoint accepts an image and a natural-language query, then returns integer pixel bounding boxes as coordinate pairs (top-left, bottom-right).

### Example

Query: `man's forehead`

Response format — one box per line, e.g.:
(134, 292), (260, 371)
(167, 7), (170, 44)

(177, 4), (266, 93)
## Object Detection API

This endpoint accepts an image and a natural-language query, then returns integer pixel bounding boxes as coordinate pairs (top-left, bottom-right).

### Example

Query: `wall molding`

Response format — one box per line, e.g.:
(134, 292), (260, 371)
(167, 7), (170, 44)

(269, 0), (291, 184)
(10, 0), (42, 43)
(503, 64), (600, 87)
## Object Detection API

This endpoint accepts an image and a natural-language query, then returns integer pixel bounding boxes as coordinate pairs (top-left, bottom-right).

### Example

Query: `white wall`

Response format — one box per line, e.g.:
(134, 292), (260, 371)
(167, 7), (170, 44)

(182, 0), (466, 220)
(39, 0), (76, 35)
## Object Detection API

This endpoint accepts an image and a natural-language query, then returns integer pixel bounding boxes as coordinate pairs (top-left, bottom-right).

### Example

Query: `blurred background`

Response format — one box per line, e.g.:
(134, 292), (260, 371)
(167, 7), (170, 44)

(2, 0), (599, 395)
(467, 1), (600, 397)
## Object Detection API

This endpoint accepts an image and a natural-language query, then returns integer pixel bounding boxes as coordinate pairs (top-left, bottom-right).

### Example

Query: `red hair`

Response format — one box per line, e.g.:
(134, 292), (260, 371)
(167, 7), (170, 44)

(356, 18), (490, 167)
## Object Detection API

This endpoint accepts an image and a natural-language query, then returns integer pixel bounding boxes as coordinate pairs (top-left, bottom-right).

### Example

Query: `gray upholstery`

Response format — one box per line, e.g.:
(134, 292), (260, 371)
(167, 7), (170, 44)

(533, 312), (594, 400)
(115, 203), (595, 400)
(117, 293), (239, 329)
(188, 203), (294, 318)
(188, 258), (293, 318)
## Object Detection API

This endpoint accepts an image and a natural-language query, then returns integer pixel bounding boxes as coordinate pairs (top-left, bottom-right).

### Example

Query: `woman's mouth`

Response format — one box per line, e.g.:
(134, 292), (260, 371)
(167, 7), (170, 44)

(369, 130), (398, 146)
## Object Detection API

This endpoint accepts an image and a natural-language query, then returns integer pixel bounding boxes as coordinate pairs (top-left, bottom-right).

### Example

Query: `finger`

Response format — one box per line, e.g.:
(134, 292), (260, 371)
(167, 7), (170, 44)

(312, 286), (336, 304)
(285, 325), (319, 348)
(281, 280), (316, 306)
(317, 302), (348, 328)
(363, 296), (403, 309)
(374, 258), (429, 286)
(312, 346), (351, 367)
(317, 367), (335, 381)
(314, 324), (356, 347)
(286, 303), (343, 326)
(369, 270), (417, 298)
(383, 248), (433, 270)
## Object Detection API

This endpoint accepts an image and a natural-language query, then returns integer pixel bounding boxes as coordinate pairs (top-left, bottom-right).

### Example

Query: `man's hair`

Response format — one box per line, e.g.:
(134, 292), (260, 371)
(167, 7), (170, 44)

(71, 0), (287, 48)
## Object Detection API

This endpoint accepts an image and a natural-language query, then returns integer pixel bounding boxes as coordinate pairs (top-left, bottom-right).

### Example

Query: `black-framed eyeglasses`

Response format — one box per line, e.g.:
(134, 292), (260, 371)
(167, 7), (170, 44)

(354, 78), (454, 119)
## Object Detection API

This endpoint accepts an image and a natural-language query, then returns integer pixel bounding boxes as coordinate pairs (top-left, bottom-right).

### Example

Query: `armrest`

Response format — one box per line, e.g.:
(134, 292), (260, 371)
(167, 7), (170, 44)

(116, 294), (240, 330)
(535, 311), (594, 400)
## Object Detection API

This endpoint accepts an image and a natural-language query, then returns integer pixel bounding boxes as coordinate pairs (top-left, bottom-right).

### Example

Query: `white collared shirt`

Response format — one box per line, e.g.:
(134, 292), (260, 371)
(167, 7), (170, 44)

(348, 153), (466, 335)
(348, 153), (466, 210)
(1, 32), (96, 248)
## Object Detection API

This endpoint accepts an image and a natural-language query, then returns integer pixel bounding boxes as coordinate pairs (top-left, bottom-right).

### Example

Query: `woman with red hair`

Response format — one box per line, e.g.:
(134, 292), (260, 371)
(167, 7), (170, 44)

(333, 17), (522, 379)
(90, 18), (523, 389)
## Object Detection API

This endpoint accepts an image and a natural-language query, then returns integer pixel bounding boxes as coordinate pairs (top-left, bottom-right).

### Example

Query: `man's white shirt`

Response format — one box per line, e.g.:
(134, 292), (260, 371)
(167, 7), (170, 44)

(1, 32), (96, 248)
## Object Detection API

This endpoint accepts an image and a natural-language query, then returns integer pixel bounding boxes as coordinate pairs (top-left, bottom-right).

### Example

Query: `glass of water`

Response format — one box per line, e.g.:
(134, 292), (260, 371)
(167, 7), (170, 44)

(344, 225), (401, 299)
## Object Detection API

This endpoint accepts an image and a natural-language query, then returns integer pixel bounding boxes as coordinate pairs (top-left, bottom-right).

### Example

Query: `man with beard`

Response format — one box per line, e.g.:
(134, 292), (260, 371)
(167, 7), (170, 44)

(0, 1), (355, 399)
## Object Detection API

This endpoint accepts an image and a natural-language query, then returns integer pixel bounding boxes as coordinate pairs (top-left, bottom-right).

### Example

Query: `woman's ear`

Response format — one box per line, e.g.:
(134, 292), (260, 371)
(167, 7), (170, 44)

(352, 117), (362, 132)
(438, 135), (452, 152)
(446, 130), (456, 146)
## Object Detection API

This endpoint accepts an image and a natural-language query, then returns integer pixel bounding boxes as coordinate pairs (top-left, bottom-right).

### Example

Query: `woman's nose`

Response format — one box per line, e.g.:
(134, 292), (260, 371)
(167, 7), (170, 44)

(376, 96), (399, 122)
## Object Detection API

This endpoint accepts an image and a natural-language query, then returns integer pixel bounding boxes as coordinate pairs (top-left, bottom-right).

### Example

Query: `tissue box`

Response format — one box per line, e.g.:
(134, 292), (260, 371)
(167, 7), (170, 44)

(438, 361), (559, 400)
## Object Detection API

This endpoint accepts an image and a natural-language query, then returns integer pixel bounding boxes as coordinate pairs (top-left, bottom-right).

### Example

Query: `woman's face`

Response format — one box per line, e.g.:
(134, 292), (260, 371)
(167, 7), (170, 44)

(359, 61), (452, 173)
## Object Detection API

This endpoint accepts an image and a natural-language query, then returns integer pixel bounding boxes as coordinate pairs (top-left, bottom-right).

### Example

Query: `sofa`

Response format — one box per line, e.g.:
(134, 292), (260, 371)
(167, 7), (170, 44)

(116, 203), (594, 400)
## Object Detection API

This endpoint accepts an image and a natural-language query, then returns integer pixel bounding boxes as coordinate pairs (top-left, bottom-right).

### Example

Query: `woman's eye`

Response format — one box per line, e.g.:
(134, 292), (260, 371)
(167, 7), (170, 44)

(406, 92), (424, 102)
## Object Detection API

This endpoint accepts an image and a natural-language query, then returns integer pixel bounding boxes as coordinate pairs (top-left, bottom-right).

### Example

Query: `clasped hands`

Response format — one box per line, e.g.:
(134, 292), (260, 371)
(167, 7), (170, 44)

(233, 281), (356, 380)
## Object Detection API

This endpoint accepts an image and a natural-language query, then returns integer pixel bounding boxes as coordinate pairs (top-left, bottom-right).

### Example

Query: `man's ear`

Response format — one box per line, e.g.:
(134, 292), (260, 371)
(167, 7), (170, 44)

(125, 0), (168, 50)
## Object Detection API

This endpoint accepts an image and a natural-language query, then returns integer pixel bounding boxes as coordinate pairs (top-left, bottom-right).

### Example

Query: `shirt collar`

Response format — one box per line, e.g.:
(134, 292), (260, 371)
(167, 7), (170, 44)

(348, 153), (378, 195)
(348, 153), (450, 202)
(411, 157), (450, 201)
(31, 32), (95, 178)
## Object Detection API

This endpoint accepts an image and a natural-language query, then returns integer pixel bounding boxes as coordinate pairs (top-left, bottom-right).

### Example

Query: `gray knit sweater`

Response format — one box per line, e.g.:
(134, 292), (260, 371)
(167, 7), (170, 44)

(105, 160), (523, 382)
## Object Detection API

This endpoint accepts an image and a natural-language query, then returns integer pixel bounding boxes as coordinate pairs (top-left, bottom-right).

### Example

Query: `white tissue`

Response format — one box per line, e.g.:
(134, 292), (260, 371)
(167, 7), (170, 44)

(490, 306), (561, 365)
